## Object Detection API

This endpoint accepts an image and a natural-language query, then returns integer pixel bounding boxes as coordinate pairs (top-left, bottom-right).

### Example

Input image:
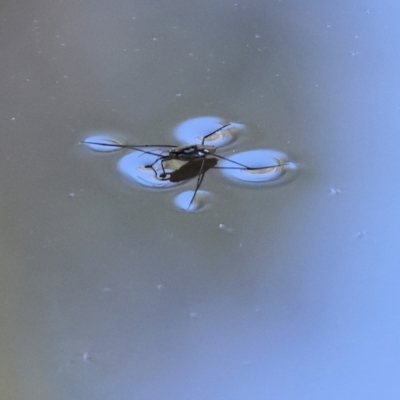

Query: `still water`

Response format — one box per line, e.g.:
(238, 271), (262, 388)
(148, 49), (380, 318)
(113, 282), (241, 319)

(1, 1), (399, 399)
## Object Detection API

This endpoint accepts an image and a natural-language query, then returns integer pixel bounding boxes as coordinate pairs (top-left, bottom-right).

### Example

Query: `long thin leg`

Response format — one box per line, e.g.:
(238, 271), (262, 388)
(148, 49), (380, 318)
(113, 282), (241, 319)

(201, 123), (231, 145)
(188, 157), (207, 209)
(81, 141), (171, 157)
(144, 155), (169, 179)
(210, 153), (288, 170)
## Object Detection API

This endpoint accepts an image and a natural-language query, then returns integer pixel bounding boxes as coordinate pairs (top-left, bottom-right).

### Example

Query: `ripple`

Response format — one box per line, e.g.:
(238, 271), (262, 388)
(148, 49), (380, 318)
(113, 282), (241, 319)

(173, 190), (212, 212)
(117, 149), (182, 188)
(174, 116), (245, 147)
(82, 134), (126, 152)
(219, 149), (296, 183)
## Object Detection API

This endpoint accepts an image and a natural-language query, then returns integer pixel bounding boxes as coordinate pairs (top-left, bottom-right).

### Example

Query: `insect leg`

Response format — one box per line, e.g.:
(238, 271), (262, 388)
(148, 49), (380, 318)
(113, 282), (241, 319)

(211, 153), (288, 170)
(143, 155), (165, 179)
(81, 141), (170, 157)
(187, 157), (207, 209)
(201, 123), (231, 145)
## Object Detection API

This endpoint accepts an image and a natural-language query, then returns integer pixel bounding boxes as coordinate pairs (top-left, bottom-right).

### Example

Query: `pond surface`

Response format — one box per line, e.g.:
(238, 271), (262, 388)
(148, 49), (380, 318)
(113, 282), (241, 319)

(1, 1), (399, 399)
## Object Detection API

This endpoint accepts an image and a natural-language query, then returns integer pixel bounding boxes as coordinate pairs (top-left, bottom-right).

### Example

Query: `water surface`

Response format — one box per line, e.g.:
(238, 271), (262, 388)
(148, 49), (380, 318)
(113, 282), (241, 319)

(1, 1), (399, 399)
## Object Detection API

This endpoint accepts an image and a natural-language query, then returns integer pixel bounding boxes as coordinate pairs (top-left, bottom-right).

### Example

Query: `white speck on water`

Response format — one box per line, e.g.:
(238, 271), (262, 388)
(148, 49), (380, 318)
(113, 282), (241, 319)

(355, 231), (367, 239)
(219, 223), (233, 233)
(68, 192), (75, 198)
(189, 312), (198, 318)
(157, 284), (164, 291)
(57, 350), (97, 373)
(81, 351), (92, 362)
(329, 187), (342, 195)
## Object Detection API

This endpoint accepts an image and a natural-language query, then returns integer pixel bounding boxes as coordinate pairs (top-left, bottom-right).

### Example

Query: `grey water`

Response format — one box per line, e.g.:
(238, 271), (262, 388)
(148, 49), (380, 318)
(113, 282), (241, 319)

(1, 1), (400, 399)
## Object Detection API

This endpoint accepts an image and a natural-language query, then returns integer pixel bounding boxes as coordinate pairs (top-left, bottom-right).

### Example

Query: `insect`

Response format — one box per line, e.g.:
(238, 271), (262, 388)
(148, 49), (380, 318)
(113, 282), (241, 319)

(83, 124), (290, 210)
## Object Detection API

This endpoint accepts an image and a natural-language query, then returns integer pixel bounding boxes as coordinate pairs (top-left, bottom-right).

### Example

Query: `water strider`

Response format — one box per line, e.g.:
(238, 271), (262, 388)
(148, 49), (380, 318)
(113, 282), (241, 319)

(82, 123), (294, 210)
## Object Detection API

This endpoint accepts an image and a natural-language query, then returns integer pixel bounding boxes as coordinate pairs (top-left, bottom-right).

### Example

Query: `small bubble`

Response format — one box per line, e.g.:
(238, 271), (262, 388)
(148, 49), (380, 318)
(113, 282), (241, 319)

(355, 231), (367, 239)
(329, 187), (342, 195)
(219, 223), (233, 233)
(81, 352), (93, 362)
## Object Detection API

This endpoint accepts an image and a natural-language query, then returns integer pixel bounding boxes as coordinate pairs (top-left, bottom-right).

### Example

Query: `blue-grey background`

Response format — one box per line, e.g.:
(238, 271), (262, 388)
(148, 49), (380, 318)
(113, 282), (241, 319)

(1, 1), (399, 399)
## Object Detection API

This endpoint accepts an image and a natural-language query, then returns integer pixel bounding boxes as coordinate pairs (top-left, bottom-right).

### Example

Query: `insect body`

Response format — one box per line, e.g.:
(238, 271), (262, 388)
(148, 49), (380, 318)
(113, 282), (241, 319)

(140, 124), (228, 183)
(82, 123), (293, 210)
